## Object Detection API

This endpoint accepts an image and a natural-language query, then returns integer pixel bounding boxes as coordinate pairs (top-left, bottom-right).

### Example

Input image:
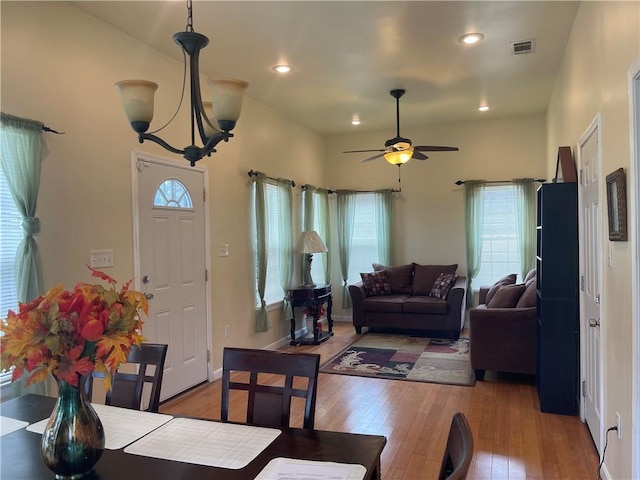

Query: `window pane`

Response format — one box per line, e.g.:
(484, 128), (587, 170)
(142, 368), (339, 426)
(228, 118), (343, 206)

(255, 182), (285, 306)
(475, 185), (521, 287)
(153, 179), (193, 209)
(0, 168), (20, 316)
(348, 194), (379, 283)
(309, 192), (326, 285)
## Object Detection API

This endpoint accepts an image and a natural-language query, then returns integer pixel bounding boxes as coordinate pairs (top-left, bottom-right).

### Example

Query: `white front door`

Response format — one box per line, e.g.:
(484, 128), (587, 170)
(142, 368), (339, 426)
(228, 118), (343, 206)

(578, 118), (603, 452)
(133, 152), (209, 401)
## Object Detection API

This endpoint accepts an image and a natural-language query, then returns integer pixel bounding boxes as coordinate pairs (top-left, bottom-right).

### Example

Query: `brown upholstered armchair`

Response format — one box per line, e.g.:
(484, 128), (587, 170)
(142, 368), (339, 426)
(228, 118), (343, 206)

(469, 284), (537, 381)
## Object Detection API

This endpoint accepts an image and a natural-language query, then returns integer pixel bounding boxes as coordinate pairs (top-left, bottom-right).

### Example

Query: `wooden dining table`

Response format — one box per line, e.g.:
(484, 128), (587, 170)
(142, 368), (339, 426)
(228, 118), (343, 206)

(0, 394), (386, 479)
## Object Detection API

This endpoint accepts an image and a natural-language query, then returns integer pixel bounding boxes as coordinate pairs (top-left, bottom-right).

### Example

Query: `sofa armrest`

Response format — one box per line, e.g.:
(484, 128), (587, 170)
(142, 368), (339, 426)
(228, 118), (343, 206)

(348, 282), (366, 328)
(469, 306), (537, 374)
(478, 286), (491, 305)
(446, 276), (467, 333)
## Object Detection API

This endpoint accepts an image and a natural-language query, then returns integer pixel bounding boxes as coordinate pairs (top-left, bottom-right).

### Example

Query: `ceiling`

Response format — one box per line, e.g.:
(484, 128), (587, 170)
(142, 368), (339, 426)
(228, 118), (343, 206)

(71, 1), (580, 137)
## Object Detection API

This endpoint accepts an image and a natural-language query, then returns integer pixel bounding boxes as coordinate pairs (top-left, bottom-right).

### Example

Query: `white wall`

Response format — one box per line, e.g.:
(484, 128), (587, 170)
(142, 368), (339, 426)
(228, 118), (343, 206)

(547, 2), (640, 477)
(0, 2), (325, 371)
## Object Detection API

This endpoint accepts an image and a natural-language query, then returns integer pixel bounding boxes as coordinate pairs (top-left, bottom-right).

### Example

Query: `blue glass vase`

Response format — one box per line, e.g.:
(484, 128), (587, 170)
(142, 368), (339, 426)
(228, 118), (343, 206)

(41, 375), (105, 479)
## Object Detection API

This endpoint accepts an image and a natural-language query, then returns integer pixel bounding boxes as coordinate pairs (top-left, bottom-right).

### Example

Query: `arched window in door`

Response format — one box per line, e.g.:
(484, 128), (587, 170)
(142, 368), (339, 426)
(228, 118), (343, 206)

(153, 178), (193, 209)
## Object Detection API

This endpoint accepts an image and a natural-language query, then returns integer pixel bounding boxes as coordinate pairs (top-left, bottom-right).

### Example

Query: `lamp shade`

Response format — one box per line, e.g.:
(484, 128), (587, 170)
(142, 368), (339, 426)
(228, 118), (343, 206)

(202, 101), (217, 138)
(384, 149), (413, 165)
(114, 80), (158, 131)
(208, 78), (249, 128)
(296, 231), (328, 254)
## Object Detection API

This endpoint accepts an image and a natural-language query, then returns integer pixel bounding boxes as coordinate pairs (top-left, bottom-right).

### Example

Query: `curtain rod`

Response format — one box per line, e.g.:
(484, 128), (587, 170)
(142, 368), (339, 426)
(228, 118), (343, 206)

(454, 178), (546, 185)
(247, 169), (295, 187)
(42, 125), (64, 134)
(300, 184), (400, 194)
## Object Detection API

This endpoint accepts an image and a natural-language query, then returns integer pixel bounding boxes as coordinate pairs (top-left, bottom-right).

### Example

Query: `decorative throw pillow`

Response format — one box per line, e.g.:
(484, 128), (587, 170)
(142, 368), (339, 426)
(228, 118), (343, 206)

(524, 268), (537, 284)
(487, 283), (526, 308)
(372, 263), (414, 294)
(360, 271), (392, 297)
(516, 280), (537, 308)
(485, 273), (518, 304)
(412, 264), (458, 296)
(429, 273), (459, 300)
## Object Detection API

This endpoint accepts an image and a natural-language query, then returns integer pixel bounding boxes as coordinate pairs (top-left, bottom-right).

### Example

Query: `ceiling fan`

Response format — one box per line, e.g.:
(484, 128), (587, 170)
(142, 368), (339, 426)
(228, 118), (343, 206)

(344, 89), (459, 164)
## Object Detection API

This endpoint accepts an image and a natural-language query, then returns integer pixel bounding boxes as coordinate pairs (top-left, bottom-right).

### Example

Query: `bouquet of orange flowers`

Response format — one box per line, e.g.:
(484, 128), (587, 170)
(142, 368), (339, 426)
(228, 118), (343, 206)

(0, 266), (147, 390)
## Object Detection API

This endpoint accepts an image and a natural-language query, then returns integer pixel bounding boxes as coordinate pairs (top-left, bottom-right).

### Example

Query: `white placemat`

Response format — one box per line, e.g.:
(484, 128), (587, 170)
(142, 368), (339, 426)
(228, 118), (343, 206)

(0, 416), (29, 437)
(254, 457), (367, 480)
(124, 417), (281, 469)
(26, 403), (173, 449)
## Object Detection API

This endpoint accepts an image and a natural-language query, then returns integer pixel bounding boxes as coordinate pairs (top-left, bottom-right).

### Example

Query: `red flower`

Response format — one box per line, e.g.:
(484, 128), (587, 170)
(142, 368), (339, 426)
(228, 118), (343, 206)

(81, 318), (105, 342)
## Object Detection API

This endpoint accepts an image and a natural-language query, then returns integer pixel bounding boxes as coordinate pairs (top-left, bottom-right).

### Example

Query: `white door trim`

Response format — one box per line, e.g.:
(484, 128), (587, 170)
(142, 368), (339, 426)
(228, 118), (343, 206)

(577, 113), (605, 449)
(628, 55), (640, 479)
(130, 150), (214, 384)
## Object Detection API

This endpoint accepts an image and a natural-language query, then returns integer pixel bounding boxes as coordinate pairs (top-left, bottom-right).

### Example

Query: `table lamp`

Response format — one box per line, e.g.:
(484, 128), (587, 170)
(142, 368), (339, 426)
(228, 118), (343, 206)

(296, 231), (328, 287)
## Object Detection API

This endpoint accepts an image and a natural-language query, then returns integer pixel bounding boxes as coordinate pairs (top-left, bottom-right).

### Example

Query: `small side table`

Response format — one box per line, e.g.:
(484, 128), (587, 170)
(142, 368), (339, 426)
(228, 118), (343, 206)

(288, 284), (333, 346)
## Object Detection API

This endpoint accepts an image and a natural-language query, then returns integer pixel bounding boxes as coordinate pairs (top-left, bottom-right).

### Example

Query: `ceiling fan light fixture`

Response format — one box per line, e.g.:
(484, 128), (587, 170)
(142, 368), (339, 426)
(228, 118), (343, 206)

(384, 149), (413, 165)
(459, 33), (484, 45)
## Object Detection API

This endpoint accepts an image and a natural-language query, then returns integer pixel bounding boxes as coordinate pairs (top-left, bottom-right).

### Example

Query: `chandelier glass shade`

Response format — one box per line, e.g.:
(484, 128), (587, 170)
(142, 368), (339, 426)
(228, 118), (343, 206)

(115, 1), (248, 166)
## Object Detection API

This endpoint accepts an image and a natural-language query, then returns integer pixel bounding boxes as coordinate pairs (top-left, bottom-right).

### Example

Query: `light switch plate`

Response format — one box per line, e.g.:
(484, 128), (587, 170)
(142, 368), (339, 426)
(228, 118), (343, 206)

(217, 244), (229, 257)
(89, 250), (114, 268)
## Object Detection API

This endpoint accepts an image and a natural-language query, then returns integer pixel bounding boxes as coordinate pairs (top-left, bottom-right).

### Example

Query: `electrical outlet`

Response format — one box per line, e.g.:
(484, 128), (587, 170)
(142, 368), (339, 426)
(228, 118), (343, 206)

(616, 412), (621, 439)
(225, 325), (231, 338)
(218, 244), (229, 257)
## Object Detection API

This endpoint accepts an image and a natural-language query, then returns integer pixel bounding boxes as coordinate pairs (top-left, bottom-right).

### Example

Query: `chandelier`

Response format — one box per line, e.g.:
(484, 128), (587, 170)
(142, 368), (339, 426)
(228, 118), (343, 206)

(114, 0), (248, 166)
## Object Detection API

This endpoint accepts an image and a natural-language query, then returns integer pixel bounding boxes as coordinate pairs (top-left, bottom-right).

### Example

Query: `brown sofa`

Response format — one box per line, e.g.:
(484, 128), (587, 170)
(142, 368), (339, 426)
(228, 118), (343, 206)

(348, 263), (467, 339)
(469, 271), (537, 380)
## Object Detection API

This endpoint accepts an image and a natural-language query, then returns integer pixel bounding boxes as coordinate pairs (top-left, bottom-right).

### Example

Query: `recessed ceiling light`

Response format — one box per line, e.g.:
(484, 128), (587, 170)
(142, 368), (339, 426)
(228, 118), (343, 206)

(478, 105), (490, 112)
(351, 116), (361, 126)
(272, 64), (293, 74)
(459, 33), (484, 45)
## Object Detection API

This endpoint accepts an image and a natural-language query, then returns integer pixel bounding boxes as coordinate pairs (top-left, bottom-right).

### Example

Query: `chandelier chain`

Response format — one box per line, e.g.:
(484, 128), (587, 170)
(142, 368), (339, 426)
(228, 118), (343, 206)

(186, 0), (193, 32)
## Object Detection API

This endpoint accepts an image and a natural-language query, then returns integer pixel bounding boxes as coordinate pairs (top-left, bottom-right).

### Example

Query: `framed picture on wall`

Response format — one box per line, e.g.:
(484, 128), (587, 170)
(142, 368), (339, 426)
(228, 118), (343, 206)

(605, 168), (627, 241)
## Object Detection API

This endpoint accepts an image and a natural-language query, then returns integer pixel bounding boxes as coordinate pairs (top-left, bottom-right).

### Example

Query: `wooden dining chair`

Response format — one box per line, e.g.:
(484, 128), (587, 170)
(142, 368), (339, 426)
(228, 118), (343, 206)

(438, 412), (474, 480)
(221, 347), (321, 429)
(85, 343), (168, 413)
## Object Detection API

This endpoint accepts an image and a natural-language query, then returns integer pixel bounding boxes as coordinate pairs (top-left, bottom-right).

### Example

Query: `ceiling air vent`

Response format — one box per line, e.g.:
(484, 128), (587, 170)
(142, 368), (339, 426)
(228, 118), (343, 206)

(511, 38), (535, 55)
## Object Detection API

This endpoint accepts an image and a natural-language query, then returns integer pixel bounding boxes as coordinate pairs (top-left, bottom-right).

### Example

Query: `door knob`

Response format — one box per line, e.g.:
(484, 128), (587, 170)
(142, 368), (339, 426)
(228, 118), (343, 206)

(144, 292), (154, 300)
(589, 319), (600, 327)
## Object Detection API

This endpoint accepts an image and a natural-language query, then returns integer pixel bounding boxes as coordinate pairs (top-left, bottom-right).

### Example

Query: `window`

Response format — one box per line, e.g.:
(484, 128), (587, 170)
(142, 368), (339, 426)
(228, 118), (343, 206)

(0, 169), (20, 316)
(308, 191), (326, 285)
(0, 167), (21, 395)
(258, 182), (285, 306)
(347, 193), (379, 282)
(153, 179), (193, 209)
(475, 185), (521, 286)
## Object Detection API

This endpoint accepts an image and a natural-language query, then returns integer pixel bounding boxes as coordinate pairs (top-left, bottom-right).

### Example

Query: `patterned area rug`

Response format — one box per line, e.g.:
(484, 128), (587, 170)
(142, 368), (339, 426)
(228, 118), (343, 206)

(320, 333), (475, 386)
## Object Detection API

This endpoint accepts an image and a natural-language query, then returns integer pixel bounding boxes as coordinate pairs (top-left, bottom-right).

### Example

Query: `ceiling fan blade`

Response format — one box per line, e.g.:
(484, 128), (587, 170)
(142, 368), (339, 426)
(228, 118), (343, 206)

(412, 151), (429, 160)
(414, 145), (459, 152)
(362, 152), (386, 163)
(344, 148), (385, 154)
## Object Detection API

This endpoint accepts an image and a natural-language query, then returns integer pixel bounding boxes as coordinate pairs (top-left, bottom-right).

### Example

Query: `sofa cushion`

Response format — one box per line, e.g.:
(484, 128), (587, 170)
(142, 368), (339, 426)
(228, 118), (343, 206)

(360, 271), (392, 297)
(485, 273), (517, 304)
(429, 273), (459, 300)
(403, 296), (449, 315)
(516, 280), (537, 308)
(487, 283), (526, 308)
(372, 263), (414, 294)
(363, 294), (410, 313)
(412, 264), (458, 295)
(524, 268), (537, 284)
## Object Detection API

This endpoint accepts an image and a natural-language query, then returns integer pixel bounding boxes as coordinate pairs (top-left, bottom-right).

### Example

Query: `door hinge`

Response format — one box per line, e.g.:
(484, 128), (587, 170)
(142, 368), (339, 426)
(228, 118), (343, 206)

(579, 168), (583, 185)
(207, 349), (210, 363)
(581, 276), (585, 291)
(203, 188), (206, 202)
(205, 269), (208, 282)
(582, 380), (586, 397)
(595, 294), (600, 305)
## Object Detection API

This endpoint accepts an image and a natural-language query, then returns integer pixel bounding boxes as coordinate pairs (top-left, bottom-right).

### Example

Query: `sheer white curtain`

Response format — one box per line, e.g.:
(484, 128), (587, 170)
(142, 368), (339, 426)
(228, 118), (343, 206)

(464, 181), (486, 306)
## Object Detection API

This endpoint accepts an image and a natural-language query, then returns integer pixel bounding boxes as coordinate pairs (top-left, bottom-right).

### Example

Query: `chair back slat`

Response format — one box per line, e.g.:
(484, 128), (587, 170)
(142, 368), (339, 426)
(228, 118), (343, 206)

(86, 343), (168, 413)
(221, 347), (320, 429)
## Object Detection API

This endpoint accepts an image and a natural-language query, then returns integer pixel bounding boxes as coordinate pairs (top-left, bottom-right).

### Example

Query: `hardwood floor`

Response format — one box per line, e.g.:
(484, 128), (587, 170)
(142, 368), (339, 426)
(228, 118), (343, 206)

(160, 322), (599, 479)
